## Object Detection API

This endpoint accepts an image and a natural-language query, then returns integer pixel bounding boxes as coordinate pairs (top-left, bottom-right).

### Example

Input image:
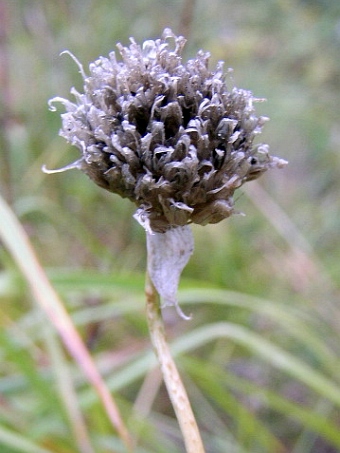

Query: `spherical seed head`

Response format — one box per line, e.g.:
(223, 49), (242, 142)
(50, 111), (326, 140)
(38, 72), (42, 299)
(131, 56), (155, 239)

(48, 28), (287, 233)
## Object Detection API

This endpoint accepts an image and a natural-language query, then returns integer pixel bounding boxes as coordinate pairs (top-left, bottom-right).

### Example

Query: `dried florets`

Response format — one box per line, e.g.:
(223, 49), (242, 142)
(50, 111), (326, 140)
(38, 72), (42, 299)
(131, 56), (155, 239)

(46, 28), (287, 234)
(46, 29), (287, 317)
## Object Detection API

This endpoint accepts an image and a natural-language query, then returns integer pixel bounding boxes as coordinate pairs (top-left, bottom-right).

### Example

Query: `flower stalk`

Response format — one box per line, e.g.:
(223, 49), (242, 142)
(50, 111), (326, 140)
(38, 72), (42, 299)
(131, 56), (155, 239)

(145, 270), (205, 453)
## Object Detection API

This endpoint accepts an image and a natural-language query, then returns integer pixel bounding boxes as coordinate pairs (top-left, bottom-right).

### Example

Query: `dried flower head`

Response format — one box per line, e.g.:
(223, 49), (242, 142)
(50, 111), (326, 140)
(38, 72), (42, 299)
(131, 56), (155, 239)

(46, 29), (287, 318)
(46, 28), (287, 234)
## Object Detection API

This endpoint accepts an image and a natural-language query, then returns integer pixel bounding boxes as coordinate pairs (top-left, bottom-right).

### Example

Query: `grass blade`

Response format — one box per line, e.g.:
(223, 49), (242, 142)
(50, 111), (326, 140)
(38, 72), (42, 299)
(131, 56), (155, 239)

(0, 194), (133, 451)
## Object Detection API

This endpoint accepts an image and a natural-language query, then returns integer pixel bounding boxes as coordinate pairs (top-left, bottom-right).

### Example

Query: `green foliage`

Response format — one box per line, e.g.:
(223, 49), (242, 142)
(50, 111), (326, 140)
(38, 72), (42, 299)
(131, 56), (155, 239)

(1, 1), (340, 452)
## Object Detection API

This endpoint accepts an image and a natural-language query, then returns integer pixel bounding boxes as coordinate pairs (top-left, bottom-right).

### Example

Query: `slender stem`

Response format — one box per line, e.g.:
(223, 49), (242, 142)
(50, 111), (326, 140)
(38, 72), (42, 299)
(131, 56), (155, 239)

(145, 271), (205, 453)
(178, 0), (197, 39)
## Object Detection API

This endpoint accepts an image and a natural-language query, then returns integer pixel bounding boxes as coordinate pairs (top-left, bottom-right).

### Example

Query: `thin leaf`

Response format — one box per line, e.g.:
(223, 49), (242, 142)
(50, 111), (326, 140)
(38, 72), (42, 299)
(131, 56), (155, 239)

(0, 194), (132, 451)
(0, 425), (53, 453)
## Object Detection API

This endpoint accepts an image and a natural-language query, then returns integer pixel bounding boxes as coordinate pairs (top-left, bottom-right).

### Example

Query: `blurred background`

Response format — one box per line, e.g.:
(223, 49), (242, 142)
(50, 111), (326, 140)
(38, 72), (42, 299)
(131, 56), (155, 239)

(1, 1), (340, 452)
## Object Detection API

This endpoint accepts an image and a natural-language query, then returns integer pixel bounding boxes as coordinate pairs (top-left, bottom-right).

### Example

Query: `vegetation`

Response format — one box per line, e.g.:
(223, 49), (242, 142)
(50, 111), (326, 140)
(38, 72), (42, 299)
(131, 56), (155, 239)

(1, 1), (340, 452)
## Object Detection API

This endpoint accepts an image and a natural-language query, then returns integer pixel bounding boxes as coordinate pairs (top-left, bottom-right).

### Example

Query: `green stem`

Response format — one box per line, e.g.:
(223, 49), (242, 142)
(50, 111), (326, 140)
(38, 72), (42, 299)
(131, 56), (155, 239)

(145, 271), (205, 453)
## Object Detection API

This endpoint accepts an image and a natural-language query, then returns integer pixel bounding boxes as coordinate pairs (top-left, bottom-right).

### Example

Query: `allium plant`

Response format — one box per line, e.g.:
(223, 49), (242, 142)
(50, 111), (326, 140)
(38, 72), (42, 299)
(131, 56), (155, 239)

(45, 28), (287, 452)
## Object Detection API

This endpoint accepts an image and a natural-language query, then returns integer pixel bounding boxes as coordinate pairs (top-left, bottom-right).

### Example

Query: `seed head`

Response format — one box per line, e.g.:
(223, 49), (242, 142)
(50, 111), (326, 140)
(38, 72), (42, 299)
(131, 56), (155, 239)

(46, 28), (287, 233)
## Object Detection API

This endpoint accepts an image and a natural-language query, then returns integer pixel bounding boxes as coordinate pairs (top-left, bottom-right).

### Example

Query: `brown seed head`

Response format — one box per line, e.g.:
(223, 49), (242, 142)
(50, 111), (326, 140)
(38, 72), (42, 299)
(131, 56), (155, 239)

(47, 28), (287, 233)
